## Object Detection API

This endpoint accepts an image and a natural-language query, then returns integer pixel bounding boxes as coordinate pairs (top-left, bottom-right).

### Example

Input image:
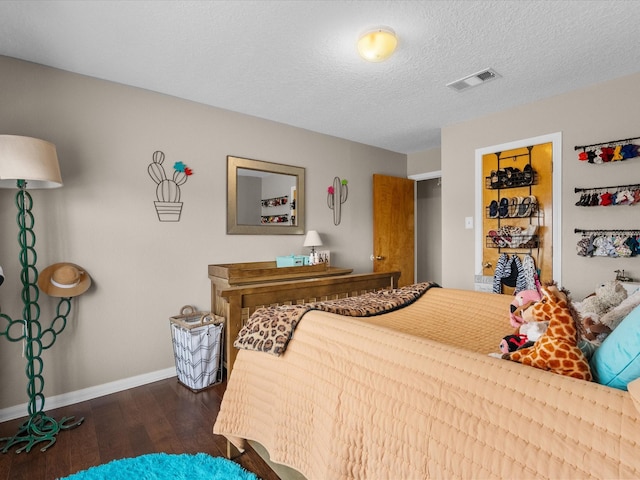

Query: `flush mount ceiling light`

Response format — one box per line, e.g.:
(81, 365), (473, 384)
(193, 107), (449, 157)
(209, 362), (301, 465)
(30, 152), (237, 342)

(446, 68), (501, 92)
(357, 27), (397, 62)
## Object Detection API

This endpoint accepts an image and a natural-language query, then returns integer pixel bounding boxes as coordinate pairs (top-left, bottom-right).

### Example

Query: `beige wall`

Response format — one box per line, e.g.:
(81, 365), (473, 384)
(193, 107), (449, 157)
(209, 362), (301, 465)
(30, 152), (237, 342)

(3, 55), (638, 411)
(441, 71), (640, 300)
(407, 147), (441, 176)
(0, 56), (406, 410)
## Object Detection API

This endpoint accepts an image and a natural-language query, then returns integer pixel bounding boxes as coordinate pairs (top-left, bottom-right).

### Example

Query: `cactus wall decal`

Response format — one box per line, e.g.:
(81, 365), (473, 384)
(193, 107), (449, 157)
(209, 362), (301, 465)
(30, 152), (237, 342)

(327, 177), (348, 225)
(148, 150), (193, 222)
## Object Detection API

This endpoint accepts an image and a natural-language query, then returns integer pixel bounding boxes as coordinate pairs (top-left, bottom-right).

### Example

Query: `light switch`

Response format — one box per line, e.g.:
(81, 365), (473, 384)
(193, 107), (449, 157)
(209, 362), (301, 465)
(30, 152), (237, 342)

(465, 217), (474, 229)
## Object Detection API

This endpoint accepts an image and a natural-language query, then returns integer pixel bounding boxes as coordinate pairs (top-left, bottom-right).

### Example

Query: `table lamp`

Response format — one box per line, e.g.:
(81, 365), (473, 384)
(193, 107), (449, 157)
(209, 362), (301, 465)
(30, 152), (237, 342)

(303, 230), (323, 265)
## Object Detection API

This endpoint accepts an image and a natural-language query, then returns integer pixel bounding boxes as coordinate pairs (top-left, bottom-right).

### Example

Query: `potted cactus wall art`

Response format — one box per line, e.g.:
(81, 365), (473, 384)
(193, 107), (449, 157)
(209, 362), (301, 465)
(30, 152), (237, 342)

(148, 150), (193, 222)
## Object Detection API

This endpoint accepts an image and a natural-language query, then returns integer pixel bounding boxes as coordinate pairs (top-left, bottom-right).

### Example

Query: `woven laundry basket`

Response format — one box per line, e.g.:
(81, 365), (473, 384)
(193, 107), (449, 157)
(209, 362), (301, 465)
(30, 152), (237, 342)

(169, 305), (224, 392)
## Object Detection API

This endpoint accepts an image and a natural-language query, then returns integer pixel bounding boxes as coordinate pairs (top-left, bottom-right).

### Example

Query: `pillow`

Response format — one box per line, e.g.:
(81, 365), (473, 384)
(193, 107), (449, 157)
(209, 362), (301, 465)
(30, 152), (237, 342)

(590, 304), (640, 390)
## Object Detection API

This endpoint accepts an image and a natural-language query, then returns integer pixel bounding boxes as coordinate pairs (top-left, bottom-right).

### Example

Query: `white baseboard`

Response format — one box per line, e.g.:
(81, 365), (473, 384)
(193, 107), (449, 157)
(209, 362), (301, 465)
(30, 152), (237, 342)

(0, 367), (177, 422)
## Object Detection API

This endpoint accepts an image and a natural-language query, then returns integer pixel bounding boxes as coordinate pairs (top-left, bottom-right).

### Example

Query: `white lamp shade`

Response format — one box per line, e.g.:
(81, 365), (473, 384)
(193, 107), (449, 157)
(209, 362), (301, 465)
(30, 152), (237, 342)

(0, 135), (63, 189)
(303, 230), (323, 248)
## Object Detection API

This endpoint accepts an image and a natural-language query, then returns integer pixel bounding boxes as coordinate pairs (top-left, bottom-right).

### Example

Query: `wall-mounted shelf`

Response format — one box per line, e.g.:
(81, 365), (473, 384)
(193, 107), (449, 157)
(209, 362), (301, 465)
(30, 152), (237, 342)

(261, 195), (288, 208)
(575, 229), (640, 258)
(575, 228), (640, 235)
(574, 183), (640, 207)
(261, 214), (289, 224)
(575, 135), (640, 163)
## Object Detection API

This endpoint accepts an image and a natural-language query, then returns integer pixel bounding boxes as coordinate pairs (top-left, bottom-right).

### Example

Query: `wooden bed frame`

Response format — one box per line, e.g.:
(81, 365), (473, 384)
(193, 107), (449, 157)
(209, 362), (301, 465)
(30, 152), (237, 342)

(211, 268), (401, 376)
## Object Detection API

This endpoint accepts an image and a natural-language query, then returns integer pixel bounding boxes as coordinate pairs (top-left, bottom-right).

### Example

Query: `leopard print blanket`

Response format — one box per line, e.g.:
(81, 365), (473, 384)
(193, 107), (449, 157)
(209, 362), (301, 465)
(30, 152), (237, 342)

(234, 281), (440, 356)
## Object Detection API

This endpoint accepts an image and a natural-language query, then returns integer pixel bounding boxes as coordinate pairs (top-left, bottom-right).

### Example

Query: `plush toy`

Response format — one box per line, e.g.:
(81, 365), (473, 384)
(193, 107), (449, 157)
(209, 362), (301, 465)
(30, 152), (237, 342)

(499, 334), (530, 354)
(582, 314), (611, 345)
(509, 289), (541, 328)
(500, 289), (544, 354)
(600, 288), (640, 327)
(575, 280), (628, 318)
(519, 320), (549, 341)
(499, 320), (548, 353)
(502, 282), (592, 381)
(575, 280), (628, 346)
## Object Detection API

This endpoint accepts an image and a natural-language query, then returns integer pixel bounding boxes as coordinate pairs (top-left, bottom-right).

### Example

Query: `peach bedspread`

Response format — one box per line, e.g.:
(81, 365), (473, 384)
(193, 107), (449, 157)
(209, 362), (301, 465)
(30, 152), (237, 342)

(213, 288), (640, 479)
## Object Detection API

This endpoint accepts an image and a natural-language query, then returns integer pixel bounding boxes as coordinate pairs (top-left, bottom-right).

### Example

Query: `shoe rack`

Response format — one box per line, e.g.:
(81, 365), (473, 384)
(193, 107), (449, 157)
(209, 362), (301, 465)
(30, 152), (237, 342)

(484, 146), (540, 250)
(482, 143), (554, 288)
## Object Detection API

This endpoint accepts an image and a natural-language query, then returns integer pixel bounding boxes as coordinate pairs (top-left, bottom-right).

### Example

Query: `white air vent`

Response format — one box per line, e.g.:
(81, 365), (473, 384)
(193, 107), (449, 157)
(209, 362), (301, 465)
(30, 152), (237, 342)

(446, 68), (501, 91)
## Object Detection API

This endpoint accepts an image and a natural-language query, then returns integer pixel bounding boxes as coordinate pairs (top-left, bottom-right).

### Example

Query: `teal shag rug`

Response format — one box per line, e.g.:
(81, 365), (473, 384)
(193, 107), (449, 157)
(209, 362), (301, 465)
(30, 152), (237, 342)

(60, 452), (258, 480)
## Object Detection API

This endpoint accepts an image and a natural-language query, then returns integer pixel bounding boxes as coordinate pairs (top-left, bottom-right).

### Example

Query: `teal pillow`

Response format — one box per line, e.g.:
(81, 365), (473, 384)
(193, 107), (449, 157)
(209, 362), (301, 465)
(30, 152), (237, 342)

(590, 304), (640, 390)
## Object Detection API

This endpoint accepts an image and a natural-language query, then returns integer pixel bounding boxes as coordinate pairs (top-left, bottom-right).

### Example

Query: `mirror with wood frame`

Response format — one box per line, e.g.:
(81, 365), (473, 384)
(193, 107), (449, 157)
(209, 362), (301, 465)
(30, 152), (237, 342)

(227, 155), (305, 234)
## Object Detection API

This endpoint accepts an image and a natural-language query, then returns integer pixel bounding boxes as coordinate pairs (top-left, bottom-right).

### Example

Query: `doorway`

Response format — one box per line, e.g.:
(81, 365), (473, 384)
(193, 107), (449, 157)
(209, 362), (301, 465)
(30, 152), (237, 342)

(475, 132), (563, 286)
(409, 171), (443, 285)
(416, 178), (442, 284)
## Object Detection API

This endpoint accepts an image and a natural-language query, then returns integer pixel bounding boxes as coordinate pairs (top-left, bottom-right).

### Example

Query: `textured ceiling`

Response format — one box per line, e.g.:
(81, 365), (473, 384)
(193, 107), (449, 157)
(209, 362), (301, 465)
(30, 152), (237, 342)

(1, 1), (640, 154)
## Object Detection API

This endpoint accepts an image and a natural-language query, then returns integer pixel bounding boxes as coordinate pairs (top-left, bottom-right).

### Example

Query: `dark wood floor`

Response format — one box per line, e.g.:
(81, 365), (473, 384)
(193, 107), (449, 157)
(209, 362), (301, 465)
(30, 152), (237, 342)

(0, 377), (280, 480)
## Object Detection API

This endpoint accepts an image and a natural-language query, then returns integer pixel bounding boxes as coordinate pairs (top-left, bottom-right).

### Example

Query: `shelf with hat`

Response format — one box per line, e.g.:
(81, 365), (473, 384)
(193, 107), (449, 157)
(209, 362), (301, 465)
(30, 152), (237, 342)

(260, 192), (292, 224)
(574, 135), (640, 164)
(261, 195), (288, 208)
(260, 214), (289, 224)
(573, 137), (640, 258)
(574, 183), (640, 207)
(574, 228), (640, 258)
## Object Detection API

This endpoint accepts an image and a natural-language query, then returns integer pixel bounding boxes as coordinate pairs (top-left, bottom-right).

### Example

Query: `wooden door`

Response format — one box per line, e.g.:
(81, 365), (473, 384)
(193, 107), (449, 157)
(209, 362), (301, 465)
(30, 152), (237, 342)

(373, 174), (415, 287)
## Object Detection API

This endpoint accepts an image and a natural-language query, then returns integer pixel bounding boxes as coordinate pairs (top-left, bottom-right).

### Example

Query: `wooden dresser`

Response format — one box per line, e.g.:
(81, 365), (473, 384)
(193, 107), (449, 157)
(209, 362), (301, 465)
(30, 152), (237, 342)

(208, 261), (400, 376)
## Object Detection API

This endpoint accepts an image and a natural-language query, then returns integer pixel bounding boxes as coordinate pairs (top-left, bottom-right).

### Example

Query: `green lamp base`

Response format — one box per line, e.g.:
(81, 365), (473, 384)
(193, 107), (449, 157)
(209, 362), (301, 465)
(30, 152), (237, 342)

(0, 413), (84, 453)
(0, 184), (82, 453)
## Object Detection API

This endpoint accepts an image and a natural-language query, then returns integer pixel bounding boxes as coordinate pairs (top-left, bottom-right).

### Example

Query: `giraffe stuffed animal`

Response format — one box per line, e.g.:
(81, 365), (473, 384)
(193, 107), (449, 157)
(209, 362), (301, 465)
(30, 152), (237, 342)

(502, 282), (593, 381)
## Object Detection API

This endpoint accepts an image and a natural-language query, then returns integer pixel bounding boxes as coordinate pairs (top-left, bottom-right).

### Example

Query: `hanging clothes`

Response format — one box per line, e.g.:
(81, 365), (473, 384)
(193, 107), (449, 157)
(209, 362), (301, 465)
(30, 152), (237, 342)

(493, 254), (523, 294)
(520, 254), (539, 293)
(493, 253), (509, 293)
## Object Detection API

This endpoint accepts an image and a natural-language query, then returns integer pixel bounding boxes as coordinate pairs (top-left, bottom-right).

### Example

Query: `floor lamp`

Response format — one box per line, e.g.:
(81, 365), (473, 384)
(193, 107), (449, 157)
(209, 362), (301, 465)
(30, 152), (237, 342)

(0, 135), (82, 453)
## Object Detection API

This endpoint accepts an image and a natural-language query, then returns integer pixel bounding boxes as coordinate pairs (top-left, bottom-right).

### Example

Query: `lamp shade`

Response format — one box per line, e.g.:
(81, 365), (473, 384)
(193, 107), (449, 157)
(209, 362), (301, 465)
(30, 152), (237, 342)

(0, 135), (63, 189)
(357, 27), (397, 62)
(303, 230), (323, 248)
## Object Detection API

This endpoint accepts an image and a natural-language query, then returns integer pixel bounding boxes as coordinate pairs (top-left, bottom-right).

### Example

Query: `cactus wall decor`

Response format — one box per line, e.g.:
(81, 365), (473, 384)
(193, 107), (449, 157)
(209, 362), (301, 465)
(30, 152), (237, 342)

(147, 150), (193, 221)
(327, 177), (348, 225)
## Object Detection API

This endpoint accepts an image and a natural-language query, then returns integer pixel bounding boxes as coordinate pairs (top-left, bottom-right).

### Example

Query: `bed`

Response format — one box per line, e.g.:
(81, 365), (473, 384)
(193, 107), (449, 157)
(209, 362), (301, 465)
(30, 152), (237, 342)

(213, 285), (640, 479)
(209, 265), (401, 374)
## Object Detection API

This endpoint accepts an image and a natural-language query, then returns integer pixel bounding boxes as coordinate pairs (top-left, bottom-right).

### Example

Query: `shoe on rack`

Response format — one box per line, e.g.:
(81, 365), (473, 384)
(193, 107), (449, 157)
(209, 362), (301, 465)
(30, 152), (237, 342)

(509, 197), (522, 217)
(488, 200), (499, 218)
(498, 197), (510, 218)
(517, 224), (538, 247)
(523, 164), (534, 185)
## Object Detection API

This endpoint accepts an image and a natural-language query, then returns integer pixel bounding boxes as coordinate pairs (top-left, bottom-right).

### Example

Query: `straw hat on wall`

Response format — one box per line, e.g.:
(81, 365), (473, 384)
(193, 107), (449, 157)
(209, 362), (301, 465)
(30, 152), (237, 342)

(38, 262), (91, 297)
